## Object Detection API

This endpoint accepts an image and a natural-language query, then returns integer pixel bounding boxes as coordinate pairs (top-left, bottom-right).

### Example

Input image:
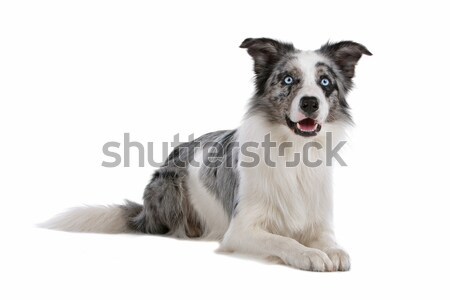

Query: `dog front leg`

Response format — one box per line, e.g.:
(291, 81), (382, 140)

(220, 223), (333, 272)
(307, 230), (351, 271)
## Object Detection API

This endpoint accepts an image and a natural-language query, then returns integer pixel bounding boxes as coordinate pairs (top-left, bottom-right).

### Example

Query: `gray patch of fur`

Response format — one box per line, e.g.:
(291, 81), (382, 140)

(198, 130), (239, 216)
(315, 62), (353, 124)
(246, 54), (303, 125)
(129, 130), (239, 237)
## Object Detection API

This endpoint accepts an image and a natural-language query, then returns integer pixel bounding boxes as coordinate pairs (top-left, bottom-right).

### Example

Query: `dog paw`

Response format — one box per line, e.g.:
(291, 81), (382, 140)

(324, 248), (351, 271)
(285, 249), (334, 272)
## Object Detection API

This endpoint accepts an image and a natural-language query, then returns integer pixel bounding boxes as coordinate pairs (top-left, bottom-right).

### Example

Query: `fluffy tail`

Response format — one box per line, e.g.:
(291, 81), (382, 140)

(39, 200), (143, 234)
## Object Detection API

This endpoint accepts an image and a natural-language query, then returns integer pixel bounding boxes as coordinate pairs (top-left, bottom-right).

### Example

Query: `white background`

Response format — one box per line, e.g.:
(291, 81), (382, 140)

(1, 1), (449, 299)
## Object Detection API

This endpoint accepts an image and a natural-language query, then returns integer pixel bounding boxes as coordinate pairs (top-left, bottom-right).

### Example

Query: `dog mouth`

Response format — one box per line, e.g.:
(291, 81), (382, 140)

(285, 116), (322, 137)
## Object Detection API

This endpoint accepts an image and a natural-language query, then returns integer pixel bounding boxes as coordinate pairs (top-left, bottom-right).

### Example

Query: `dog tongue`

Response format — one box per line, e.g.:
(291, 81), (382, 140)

(297, 118), (317, 132)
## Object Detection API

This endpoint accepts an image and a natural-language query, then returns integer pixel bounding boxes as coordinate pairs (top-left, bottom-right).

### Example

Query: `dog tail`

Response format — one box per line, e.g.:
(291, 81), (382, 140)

(39, 200), (143, 234)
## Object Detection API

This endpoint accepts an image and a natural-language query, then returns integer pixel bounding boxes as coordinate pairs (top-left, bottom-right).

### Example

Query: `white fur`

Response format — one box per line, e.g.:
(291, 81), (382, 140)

(289, 51), (331, 124)
(186, 150), (230, 240)
(219, 114), (349, 271)
(39, 205), (131, 234)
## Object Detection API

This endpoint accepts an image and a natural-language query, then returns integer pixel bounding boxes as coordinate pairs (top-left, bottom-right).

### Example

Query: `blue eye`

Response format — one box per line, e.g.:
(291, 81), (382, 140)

(320, 78), (330, 87)
(284, 76), (294, 85)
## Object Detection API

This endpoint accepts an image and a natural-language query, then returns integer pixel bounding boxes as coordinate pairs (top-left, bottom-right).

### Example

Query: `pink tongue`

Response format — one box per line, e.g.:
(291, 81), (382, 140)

(297, 118), (317, 132)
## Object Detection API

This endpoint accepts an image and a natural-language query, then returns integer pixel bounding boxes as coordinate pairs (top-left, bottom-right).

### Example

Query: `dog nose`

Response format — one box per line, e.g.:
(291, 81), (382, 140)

(300, 96), (319, 114)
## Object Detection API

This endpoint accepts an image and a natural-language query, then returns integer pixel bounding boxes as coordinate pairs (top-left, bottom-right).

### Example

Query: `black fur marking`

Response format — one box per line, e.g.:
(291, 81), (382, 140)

(315, 62), (337, 97)
(318, 75), (335, 97)
(319, 41), (372, 92)
(314, 61), (353, 124)
(240, 38), (296, 96)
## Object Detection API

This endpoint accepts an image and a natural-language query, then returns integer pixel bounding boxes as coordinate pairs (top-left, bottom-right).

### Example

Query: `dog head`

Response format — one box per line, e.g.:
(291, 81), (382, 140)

(241, 38), (371, 137)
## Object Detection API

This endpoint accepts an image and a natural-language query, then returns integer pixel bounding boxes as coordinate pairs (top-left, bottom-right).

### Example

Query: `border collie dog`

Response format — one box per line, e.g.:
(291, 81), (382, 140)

(44, 38), (371, 272)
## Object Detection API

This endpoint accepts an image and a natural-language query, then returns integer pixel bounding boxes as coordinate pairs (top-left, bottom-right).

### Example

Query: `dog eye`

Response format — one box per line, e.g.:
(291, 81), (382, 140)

(283, 76), (294, 85)
(320, 78), (330, 87)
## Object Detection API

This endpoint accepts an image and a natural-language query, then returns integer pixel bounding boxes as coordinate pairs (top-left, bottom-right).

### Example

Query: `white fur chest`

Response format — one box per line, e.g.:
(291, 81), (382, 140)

(236, 115), (334, 238)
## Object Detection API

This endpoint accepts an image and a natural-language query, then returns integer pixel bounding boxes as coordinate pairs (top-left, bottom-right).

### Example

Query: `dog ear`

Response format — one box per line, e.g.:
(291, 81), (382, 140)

(240, 38), (295, 75)
(320, 41), (372, 80)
